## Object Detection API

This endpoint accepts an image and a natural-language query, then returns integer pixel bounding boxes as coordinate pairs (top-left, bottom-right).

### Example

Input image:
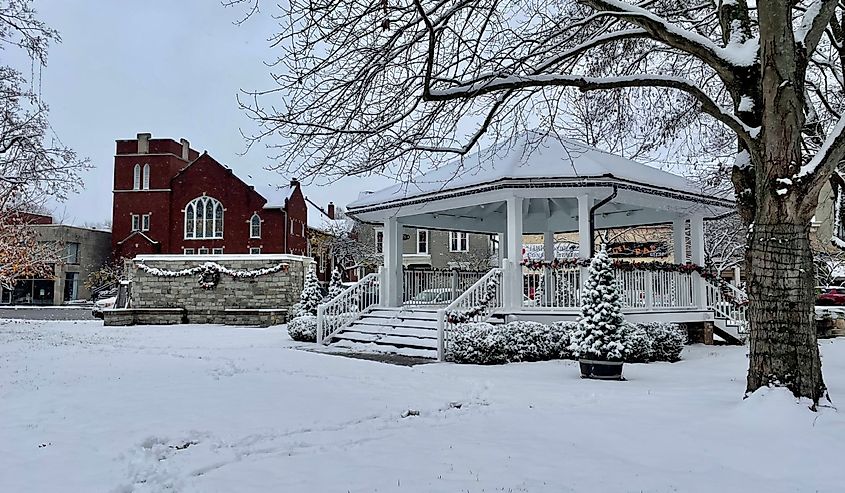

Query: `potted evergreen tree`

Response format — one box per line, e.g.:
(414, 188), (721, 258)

(571, 246), (626, 380)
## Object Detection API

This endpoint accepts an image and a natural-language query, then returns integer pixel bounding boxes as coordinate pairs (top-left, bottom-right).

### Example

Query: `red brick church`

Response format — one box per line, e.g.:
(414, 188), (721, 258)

(111, 133), (329, 263)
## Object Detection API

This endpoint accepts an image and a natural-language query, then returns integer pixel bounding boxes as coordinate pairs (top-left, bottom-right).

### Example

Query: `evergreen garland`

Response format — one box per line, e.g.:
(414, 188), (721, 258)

(446, 275), (500, 324)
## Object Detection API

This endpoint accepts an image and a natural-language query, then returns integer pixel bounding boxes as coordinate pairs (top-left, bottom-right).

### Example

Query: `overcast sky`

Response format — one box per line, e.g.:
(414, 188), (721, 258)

(33, 0), (391, 226)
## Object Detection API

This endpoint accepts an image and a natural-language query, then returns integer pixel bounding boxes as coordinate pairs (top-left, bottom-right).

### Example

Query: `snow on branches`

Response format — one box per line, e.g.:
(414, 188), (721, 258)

(0, 217), (60, 289)
(298, 265), (323, 316)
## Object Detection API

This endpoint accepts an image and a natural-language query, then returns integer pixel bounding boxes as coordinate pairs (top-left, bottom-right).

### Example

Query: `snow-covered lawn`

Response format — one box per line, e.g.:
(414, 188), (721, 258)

(2, 320), (844, 492)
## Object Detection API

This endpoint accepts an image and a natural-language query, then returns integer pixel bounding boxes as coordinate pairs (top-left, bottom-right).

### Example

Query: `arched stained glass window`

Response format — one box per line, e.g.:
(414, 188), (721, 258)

(184, 196), (224, 239)
(250, 213), (261, 238)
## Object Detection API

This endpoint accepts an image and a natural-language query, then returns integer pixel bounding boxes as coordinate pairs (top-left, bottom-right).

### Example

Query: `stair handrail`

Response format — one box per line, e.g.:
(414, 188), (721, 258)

(704, 279), (748, 328)
(436, 267), (503, 361)
(317, 272), (380, 344)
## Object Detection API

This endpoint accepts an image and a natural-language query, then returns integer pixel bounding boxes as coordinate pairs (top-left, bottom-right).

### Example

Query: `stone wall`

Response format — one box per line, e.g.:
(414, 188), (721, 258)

(117, 254), (311, 326)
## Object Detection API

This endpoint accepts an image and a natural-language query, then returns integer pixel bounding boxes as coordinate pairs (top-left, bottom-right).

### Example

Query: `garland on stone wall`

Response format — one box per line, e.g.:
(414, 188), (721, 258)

(136, 261), (291, 290)
(446, 275), (500, 324)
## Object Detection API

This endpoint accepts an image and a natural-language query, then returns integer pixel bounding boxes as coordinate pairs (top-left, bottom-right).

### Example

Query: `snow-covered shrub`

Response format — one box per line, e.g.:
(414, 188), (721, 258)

(570, 248), (626, 361)
(645, 322), (686, 362)
(287, 315), (317, 342)
(551, 321), (578, 359)
(503, 320), (556, 362)
(446, 322), (508, 364)
(298, 266), (323, 316)
(623, 323), (653, 363)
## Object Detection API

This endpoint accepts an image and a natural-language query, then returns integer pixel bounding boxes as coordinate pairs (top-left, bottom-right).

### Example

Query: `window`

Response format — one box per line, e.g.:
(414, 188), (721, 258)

(64, 272), (79, 302)
(141, 214), (150, 232)
(376, 230), (384, 254)
(133, 164), (141, 190)
(64, 242), (80, 264)
(417, 229), (429, 254)
(198, 248), (209, 254)
(212, 248), (224, 254)
(450, 232), (469, 252)
(142, 164), (150, 190)
(184, 196), (224, 239)
(250, 214), (261, 238)
(184, 248), (195, 255)
(131, 214), (140, 231)
(250, 247), (261, 254)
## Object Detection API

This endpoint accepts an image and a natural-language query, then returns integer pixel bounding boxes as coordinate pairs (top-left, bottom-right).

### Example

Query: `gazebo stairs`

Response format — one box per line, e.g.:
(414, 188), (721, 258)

(331, 307), (503, 356)
(713, 318), (745, 344)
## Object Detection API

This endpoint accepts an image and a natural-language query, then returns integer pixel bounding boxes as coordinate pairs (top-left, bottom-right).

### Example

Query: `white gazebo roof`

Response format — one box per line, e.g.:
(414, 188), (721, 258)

(347, 132), (734, 234)
(349, 133), (711, 210)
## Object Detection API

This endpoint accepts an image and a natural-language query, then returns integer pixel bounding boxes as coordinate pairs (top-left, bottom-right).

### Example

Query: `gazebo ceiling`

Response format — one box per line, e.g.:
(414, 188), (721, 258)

(347, 132), (735, 230)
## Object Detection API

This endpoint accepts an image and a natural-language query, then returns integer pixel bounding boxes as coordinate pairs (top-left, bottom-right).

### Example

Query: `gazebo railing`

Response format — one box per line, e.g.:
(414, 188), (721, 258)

(613, 269), (697, 309)
(520, 265), (697, 311)
(522, 266), (581, 309)
(403, 269), (486, 305)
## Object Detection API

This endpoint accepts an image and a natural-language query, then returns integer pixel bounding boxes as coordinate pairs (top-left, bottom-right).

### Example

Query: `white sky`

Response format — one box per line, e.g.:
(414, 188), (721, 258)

(32, 0), (391, 226)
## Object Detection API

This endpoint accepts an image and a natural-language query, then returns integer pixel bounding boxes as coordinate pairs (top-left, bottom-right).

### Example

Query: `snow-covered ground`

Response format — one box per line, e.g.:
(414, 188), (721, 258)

(2, 320), (844, 492)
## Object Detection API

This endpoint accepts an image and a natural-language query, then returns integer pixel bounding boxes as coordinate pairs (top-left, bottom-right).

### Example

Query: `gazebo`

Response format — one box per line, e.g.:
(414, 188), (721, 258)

(318, 133), (743, 360)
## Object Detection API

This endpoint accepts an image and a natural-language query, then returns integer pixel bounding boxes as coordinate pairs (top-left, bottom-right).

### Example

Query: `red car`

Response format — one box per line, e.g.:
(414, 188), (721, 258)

(816, 286), (845, 306)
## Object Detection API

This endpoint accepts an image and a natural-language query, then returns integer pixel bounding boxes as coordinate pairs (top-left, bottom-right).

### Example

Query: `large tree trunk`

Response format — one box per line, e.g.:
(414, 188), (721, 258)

(745, 221), (827, 404)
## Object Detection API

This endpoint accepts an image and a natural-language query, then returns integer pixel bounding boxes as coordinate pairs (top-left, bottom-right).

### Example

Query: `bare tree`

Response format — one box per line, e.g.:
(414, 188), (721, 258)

(704, 214), (746, 278)
(0, 1), (89, 288)
(309, 220), (381, 273)
(0, 216), (60, 289)
(231, 0), (845, 405)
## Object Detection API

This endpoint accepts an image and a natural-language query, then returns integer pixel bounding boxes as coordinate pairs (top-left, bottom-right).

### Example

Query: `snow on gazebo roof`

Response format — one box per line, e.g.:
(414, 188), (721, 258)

(348, 132), (713, 210)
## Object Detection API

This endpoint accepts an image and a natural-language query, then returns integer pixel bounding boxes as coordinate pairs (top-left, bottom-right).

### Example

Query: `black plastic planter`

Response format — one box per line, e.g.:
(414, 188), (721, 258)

(579, 359), (624, 380)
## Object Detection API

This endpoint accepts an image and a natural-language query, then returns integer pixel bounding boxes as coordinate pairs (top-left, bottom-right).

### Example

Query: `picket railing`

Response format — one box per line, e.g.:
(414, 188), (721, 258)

(316, 272), (380, 344)
(522, 266), (581, 308)
(403, 269), (486, 305)
(436, 268), (503, 361)
(705, 279), (748, 330)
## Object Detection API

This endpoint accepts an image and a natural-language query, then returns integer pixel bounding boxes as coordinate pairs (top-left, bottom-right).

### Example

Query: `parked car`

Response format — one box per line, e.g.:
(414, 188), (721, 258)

(409, 288), (454, 305)
(816, 286), (845, 306)
(91, 296), (117, 319)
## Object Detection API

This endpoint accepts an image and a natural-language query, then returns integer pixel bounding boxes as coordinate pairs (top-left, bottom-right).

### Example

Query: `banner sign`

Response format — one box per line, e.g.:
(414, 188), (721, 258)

(606, 241), (668, 258)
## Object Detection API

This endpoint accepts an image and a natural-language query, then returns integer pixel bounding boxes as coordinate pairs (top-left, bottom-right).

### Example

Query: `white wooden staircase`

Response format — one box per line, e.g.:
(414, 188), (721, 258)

(332, 307), (441, 353)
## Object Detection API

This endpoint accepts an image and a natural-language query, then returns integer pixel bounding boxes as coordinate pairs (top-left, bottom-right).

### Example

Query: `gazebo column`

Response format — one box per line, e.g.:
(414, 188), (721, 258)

(543, 230), (555, 306)
(577, 194), (593, 294)
(505, 196), (524, 309)
(672, 218), (687, 264)
(382, 217), (404, 307)
(498, 231), (507, 267)
(689, 214), (707, 308)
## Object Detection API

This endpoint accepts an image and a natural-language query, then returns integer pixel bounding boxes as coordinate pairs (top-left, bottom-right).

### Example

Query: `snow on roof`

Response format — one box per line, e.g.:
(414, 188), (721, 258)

(253, 183), (296, 209)
(348, 131), (704, 209)
(306, 198), (352, 233)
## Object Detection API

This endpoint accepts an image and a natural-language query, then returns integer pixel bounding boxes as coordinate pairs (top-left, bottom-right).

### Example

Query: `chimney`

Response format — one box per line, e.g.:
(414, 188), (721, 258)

(327, 202), (335, 219)
(137, 133), (151, 154)
(180, 138), (190, 160)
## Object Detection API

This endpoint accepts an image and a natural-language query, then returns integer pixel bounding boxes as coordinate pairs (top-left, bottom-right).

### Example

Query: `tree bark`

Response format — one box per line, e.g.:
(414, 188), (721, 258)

(745, 222), (827, 404)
